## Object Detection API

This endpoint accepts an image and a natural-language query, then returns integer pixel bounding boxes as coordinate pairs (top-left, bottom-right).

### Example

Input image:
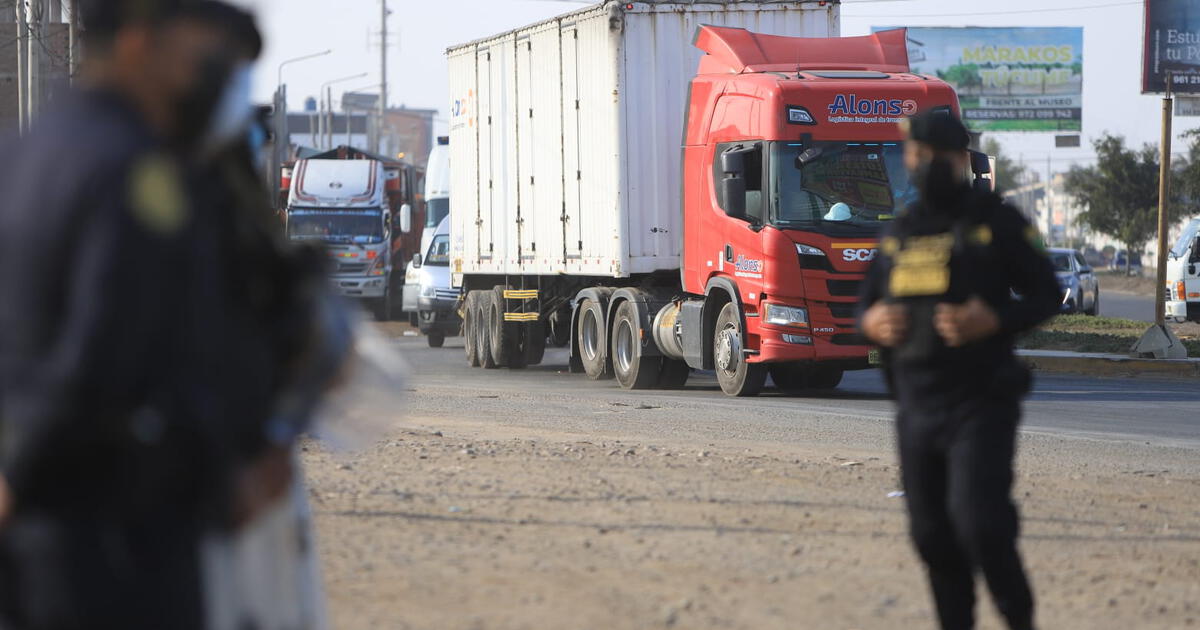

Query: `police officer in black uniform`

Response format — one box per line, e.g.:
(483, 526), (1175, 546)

(858, 111), (1061, 630)
(0, 1), (329, 628)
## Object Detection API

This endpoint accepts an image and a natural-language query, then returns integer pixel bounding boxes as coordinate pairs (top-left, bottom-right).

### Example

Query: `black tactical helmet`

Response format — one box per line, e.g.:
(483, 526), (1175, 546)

(902, 109), (970, 152)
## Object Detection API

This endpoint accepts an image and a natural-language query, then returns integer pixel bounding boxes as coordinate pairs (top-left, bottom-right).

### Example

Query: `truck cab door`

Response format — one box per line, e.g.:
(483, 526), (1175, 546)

(709, 141), (767, 305)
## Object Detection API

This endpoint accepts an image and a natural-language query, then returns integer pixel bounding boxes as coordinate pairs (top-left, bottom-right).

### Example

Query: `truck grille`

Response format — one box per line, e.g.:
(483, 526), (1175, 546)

(827, 279), (862, 297)
(831, 333), (868, 346)
(826, 302), (858, 320)
(337, 263), (368, 274)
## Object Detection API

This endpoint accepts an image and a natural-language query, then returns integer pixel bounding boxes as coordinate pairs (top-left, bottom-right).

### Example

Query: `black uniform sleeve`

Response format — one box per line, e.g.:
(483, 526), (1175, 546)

(1, 162), (180, 502)
(857, 226), (896, 327)
(991, 203), (1061, 336)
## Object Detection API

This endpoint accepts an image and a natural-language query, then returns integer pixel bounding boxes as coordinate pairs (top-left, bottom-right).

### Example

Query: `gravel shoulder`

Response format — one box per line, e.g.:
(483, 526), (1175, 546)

(304, 357), (1200, 630)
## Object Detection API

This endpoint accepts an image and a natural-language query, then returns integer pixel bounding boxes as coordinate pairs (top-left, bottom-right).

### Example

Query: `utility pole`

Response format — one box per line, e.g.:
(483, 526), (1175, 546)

(377, 0), (388, 155)
(1132, 72), (1187, 359)
(27, 0), (42, 125)
(67, 0), (78, 81)
(16, 0), (27, 134)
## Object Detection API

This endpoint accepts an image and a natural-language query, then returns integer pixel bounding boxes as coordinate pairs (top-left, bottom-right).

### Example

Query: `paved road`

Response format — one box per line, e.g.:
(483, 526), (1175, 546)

(396, 331), (1200, 449)
(1100, 290), (1154, 322)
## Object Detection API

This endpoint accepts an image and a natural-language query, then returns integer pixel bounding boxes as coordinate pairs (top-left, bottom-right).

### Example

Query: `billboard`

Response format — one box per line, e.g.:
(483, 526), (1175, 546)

(873, 27), (1084, 132)
(1143, 0), (1200, 93)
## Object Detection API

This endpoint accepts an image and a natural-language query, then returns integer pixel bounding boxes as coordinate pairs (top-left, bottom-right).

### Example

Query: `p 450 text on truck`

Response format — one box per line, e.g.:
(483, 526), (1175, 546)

(448, 1), (965, 396)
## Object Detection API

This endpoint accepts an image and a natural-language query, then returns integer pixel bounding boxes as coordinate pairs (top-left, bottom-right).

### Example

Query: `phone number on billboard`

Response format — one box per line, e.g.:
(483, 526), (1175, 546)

(964, 109), (1081, 120)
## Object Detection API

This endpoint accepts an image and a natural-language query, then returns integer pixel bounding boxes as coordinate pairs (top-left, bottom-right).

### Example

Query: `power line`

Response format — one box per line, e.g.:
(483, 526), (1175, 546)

(844, 0), (1139, 18)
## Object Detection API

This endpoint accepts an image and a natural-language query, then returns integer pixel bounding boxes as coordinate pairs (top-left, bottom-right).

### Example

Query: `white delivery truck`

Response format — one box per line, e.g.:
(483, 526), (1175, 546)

(402, 138), (452, 322)
(1165, 217), (1200, 322)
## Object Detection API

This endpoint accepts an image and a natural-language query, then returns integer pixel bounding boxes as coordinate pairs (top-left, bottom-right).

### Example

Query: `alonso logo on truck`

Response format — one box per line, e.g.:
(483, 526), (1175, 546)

(827, 94), (918, 124)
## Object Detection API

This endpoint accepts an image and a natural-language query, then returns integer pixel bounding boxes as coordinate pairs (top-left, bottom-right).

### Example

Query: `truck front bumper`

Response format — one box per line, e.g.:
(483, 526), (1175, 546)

(1166, 299), (1191, 321)
(755, 332), (873, 370)
(330, 275), (388, 299)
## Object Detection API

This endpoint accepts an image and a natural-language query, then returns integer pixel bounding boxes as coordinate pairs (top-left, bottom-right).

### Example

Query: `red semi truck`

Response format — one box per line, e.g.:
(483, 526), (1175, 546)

(448, 2), (975, 396)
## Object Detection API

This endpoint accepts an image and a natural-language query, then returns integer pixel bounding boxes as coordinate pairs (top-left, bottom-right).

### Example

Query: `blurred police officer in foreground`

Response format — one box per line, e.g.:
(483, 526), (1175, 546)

(0, 1), (339, 628)
(858, 112), (1060, 630)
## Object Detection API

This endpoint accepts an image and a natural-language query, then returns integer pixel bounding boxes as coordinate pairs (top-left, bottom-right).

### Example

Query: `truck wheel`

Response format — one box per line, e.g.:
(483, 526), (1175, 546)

(464, 293), (480, 366)
(713, 302), (766, 397)
(611, 300), (661, 390)
(1086, 290), (1100, 316)
(656, 358), (690, 389)
(524, 319), (547, 366)
(808, 367), (843, 390)
(490, 287), (524, 369)
(769, 363), (806, 394)
(372, 289), (393, 322)
(477, 294), (497, 369)
(577, 298), (612, 379)
(427, 330), (446, 348)
(409, 312), (419, 327)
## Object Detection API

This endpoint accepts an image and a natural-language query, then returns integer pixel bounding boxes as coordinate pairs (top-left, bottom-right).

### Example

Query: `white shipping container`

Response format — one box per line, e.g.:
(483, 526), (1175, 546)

(447, 1), (838, 281)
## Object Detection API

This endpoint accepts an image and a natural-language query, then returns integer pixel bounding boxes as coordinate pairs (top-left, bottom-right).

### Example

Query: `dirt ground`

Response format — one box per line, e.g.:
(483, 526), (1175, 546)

(304, 411), (1200, 630)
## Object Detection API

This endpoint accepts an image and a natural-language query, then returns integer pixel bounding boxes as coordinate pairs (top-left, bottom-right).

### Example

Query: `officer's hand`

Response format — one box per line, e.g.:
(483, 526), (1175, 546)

(935, 296), (1001, 347)
(0, 474), (11, 530)
(862, 302), (909, 348)
(231, 447), (294, 529)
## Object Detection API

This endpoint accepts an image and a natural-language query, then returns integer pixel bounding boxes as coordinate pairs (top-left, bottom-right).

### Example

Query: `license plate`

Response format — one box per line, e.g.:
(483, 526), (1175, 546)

(868, 348), (881, 366)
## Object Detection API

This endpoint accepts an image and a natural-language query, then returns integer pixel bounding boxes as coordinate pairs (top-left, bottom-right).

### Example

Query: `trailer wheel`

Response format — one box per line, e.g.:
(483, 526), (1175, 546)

(490, 287), (524, 369)
(713, 302), (765, 397)
(577, 298), (612, 379)
(611, 300), (661, 390)
(464, 293), (480, 366)
(476, 294), (497, 369)
(524, 319), (547, 366)
(656, 358), (690, 389)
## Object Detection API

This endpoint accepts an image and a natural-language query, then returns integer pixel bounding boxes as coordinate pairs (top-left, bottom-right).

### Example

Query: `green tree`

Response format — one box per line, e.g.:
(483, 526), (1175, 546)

(939, 63), (983, 95)
(1063, 133), (1192, 274)
(982, 138), (1027, 193)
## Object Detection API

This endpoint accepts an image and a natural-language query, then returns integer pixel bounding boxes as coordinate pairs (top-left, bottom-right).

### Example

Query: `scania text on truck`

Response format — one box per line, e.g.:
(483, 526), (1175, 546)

(282, 146), (423, 320)
(447, 2), (973, 396)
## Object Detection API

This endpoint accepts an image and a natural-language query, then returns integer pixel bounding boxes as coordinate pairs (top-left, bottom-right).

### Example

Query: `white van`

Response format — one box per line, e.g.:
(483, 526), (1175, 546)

(1165, 217), (1200, 322)
(409, 216), (461, 347)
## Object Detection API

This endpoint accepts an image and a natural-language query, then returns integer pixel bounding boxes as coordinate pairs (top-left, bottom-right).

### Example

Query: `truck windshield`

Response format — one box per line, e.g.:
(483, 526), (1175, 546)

(770, 142), (915, 235)
(287, 210), (384, 244)
(426, 234), (450, 266)
(426, 197), (449, 229)
(1170, 218), (1200, 258)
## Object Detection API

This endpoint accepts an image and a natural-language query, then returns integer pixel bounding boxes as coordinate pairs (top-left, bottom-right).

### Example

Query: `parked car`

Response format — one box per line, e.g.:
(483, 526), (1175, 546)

(1049, 248), (1100, 315)
(1109, 249), (1143, 275)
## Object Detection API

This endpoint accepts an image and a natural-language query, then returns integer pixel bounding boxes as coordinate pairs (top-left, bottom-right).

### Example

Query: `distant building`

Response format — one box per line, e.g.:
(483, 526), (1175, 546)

(0, 3), (72, 132)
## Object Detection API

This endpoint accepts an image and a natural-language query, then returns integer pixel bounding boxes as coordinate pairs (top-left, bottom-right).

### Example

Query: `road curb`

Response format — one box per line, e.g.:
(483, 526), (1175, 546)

(1018, 350), (1200, 380)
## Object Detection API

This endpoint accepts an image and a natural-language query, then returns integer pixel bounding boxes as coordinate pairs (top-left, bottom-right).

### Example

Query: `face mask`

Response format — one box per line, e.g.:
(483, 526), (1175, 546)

(201, 63), (255, 156)
(914, 156), (968, 210)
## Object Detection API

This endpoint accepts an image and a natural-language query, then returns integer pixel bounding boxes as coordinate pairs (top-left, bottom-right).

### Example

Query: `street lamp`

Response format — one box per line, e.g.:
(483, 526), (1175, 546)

(277, 49), (333, 96)
(321, 72), (369, 149)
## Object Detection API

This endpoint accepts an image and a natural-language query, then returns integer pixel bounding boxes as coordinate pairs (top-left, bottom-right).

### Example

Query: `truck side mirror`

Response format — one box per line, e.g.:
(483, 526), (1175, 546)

(399, 203), (413, 234)
(969, 150), (993, 192)
(721, 177), (747, 218)
(412, 252), (422, 269)
(720, 149), (744, 176)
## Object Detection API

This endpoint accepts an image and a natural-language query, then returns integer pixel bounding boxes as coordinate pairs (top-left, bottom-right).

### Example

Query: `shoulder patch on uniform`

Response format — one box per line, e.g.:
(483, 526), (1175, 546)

(129, 154), (188, 235)
(881, 236), (900, 256)
(969, 224), (993, 246)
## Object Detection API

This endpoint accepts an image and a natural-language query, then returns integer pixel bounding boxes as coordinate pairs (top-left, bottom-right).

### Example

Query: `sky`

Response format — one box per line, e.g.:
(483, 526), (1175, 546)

(231, 0), (1199, 177)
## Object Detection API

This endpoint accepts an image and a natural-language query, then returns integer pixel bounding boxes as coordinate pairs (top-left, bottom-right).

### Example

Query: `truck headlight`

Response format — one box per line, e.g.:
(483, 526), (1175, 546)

(795, 243), (826, 257)
(420, 284), (436, 298)
(369, 255), (388, 276)
(764, 303), (809, 328)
